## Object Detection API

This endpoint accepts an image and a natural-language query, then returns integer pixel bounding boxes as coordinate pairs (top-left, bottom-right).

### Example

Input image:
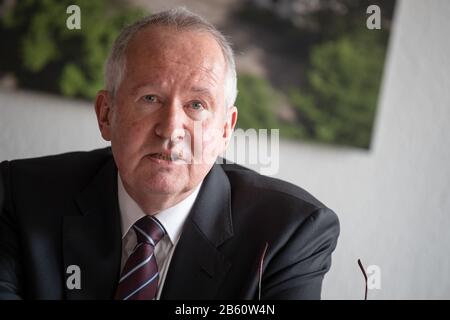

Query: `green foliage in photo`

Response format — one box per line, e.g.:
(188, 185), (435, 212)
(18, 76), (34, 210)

(235, 74), (280, 131)
(290, 30), (387, 148)
(1, 0), (144, 99)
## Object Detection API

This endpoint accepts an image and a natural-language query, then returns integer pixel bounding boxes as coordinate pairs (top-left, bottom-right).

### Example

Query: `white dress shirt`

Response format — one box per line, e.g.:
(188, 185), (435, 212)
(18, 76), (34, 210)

(117, 174), (202, 300)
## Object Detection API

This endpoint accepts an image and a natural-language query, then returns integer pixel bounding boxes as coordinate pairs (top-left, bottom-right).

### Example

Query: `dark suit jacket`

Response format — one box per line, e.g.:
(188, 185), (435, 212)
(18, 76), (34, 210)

(0, 147), (339, 300)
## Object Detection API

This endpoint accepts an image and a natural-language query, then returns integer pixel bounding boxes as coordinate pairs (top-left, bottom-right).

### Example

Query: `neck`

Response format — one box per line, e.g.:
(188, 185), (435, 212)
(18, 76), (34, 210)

(122, 182), (199, 215)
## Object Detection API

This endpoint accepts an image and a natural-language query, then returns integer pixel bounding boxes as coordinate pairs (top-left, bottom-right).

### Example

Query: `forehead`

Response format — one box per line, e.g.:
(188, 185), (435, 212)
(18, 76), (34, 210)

(124, 26), (227, 86)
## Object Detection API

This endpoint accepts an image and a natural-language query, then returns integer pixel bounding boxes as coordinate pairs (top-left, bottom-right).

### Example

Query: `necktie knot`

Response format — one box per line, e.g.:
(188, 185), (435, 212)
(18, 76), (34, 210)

(133, 216), (166, 246)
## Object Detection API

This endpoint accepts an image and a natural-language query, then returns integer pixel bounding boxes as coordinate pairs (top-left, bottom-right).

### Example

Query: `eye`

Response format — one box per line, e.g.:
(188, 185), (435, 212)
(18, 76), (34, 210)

(142, 95), (159, 103)
(189, 101), (204, 110)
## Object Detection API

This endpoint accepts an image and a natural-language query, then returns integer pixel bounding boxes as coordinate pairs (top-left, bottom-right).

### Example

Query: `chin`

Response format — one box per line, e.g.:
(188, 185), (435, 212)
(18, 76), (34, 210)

(141, 175), (186, 195)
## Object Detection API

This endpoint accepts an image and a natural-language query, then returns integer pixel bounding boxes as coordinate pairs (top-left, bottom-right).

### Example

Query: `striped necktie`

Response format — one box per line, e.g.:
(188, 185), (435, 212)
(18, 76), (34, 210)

(115, 215), (166, 300)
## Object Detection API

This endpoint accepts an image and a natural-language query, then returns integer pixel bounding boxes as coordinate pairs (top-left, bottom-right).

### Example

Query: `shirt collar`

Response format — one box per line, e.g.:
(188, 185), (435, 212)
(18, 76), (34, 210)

(117, 174), (202, 245)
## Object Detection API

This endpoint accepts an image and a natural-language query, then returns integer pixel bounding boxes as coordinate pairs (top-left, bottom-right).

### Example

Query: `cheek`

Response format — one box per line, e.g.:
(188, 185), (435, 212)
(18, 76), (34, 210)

(194, 121), (225, 162)
(112, 114), (153, 152)
(198, 115), (223, 140)
(129, 119), (149, 139)
(115, 105), (144, 133)
(202, 125), (218, 143)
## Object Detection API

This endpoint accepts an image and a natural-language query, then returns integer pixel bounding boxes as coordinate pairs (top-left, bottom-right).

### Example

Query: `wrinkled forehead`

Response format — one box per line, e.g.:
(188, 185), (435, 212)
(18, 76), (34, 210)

(124, 26), (227, 83)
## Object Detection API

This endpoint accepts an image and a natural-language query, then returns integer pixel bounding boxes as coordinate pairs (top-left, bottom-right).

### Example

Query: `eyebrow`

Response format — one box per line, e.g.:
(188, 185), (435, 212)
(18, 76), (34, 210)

(130, 84), (215, 101)
(190, 86), (214, 100)
(130, 84), (159, 96)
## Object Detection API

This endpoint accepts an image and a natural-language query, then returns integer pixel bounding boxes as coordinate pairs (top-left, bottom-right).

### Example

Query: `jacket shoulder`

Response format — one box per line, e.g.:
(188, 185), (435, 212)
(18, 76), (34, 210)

(219, 162), (340, 282)
(0, 148), (113, 205)
(221, 162), (328, 211)
(2, 148), (112, 180)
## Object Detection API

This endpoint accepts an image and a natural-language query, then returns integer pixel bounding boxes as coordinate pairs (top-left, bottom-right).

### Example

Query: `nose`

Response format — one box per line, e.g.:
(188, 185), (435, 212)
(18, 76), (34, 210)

(154, 101), (186, 143)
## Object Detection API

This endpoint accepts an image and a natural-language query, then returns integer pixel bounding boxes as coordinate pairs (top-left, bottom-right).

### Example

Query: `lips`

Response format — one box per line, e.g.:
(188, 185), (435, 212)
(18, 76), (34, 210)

(149, 150), (184, 162)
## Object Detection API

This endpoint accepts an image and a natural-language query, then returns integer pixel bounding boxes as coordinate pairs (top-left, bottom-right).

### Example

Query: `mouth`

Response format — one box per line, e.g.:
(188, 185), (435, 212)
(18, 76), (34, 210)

(149, 150), (185, 162)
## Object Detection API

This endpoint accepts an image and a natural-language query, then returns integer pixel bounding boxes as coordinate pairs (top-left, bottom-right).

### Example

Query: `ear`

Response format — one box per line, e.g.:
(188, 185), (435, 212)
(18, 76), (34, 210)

(222, 106), (238, 149)
(95, 90), (113, 141)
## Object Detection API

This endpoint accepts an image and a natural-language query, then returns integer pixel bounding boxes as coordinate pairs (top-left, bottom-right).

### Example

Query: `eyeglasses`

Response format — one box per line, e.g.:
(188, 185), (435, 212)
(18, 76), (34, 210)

(358, 259), (368, 300)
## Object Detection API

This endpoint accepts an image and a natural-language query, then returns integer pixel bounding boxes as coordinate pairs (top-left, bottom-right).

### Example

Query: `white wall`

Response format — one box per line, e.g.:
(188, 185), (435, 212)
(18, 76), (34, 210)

(1, 0), (449, 299)
(0, 91), (108, 160)
(271, 0), (450, 299)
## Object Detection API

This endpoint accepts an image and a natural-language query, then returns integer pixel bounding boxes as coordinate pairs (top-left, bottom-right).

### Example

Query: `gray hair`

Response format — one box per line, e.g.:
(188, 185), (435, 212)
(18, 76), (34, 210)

(104, 7), (238, 108)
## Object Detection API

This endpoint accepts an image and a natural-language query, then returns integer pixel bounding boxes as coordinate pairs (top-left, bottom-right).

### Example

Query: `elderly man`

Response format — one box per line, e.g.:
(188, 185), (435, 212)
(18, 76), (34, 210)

(0, 8), (339, 300)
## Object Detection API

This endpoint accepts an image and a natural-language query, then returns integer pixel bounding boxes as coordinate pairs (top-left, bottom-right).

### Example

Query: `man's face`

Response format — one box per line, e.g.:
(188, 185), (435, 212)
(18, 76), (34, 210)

(96, 26), (237, 199)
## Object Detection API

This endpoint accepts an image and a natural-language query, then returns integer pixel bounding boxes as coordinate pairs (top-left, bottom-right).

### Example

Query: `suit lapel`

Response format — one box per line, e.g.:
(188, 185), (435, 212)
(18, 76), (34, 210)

(161, 164), (233, 299)
(63, 158), (122, 299)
